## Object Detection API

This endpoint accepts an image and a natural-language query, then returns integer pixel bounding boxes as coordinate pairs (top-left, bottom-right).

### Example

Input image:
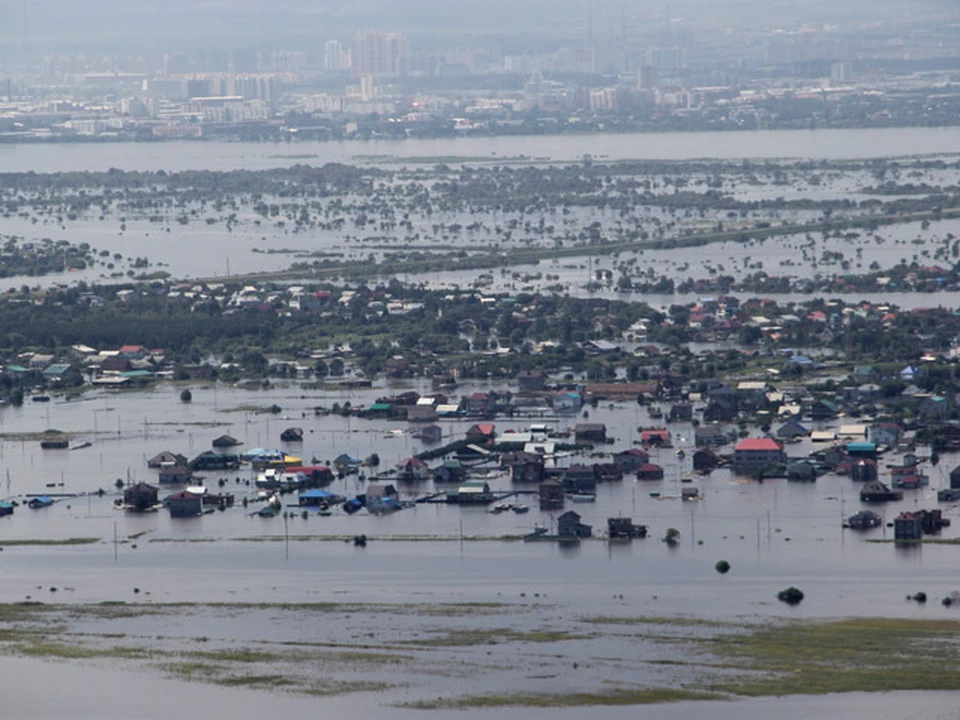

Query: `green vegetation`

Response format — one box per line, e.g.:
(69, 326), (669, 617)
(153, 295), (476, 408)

(0, 537), (101, 546)
(707, 618), (960, 696)
(402, 687), (726, 709)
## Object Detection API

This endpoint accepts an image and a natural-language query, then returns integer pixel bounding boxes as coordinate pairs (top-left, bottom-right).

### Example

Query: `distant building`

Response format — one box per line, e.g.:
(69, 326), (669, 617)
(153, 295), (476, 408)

(351, 30), (408, 77)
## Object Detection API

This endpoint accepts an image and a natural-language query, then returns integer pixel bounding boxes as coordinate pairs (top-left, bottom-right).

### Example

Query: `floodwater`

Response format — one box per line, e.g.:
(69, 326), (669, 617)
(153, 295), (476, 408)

(3, 382), (960, 606)
(0, 127), (958, 173)
(3, 127), (960, 713)
(4, 652), (959, 720)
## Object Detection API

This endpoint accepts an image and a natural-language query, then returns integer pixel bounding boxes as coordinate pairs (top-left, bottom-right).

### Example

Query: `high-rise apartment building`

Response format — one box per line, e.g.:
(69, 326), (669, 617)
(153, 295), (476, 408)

(324, 40), (350, 72)
(350, 31), (408, 77)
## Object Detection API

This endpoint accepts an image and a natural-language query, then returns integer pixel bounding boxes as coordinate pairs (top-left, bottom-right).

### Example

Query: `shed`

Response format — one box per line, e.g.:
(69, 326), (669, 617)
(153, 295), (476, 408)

(298, 488), (338, 507)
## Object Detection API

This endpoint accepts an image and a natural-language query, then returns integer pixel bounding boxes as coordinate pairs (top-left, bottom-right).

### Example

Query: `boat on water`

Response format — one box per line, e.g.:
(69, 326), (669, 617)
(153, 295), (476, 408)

(512, 504), (529, 514)
(28, 496), (55, 509)
(570, 493), (596, 503)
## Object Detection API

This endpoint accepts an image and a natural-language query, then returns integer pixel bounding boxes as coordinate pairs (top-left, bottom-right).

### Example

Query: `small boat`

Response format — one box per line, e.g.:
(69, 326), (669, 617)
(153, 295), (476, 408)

(28, 496), (55, 509)
(31, 395), (51, 403)
(570, 493), (596, 503)
(70, 442), (92, 451)
(512, 504), (529, 514)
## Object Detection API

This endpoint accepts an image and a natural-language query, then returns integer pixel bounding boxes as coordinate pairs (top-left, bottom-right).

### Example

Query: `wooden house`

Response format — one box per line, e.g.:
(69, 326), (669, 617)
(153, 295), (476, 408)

(158, 464), (193, 484)
(557, 510), (592, 539)
(639, 428), (671, 448)
(574, 423), (607, 443)
(396, 457), (429, 482)
(465, 423), (496, 444)
(433, 460), (466, 484)
(502, 451), (545, 483)
(860, 480), (903, 503)
(694, 425), (729, 447)
(148, 451), (188, 468)
(517, 369), (545, 392)
(668, 403), (693, 422)
(166, 490), (202, 518)
(123, 482), (159, 512)
(413, 424), (442, 443)
(593, 463), (623, 483)
(635, 463), (664, 481)
(607, 517), (647, 539)
(894, 512), (923, 540)
(539, 479), (564, 510)
(612, 448), (650, 472)
(562, 465), (597, 494)
(447, 480), (493, 505)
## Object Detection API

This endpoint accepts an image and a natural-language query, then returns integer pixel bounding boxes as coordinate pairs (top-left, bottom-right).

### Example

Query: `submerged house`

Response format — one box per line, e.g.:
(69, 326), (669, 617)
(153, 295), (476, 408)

(557, 510), (592, 539)
(365, 484), (400, 514)
(123, 482), (159, 511)
(166, 490), (202, 518)
(733, 438), (786, 477)
(397, 457), (429, 482)
(447, 480), (493, 504)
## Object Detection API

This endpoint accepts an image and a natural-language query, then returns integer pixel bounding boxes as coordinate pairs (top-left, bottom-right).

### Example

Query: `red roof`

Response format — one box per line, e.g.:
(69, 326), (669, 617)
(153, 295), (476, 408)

(735, 438), (782, 452)
(469, 423), (496, 435)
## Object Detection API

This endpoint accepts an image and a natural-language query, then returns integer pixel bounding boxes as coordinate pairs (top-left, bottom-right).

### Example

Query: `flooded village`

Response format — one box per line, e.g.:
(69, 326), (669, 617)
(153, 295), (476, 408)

(4, 134), (960, 715)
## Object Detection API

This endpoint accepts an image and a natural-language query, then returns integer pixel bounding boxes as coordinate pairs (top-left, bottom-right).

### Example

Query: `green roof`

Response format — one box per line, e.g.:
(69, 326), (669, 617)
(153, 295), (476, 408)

(369, 403), (392, 411)
(120, 370), (154, 378)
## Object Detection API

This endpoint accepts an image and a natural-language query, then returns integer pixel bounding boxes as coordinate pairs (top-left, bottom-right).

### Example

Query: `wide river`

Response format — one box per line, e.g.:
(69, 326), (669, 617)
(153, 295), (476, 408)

(0, 126), (959, 173)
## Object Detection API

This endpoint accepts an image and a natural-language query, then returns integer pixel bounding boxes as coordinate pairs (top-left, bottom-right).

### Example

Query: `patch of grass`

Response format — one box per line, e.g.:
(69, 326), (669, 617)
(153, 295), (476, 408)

(15, 642), (153, 660)
(705, 617), (960, 697)
(581, 615), (734, 628)
(402, 628), (593, 647)
(401, 687), (726, 709)
(0, 537), (100, 546)
(188, 648), (283, 663)
(215, 674), (296, 689)
(301, 680), (394, 697)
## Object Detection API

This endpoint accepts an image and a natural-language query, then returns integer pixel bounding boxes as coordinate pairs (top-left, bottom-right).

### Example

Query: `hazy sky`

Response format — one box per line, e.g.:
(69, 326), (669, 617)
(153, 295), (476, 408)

(0, 0), (955, 51)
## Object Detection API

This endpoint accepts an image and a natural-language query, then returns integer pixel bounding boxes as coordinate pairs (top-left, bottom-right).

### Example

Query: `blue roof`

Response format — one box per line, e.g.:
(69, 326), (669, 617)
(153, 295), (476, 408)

(300, 489), (335, 499)
(847, 442), (877, 452)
